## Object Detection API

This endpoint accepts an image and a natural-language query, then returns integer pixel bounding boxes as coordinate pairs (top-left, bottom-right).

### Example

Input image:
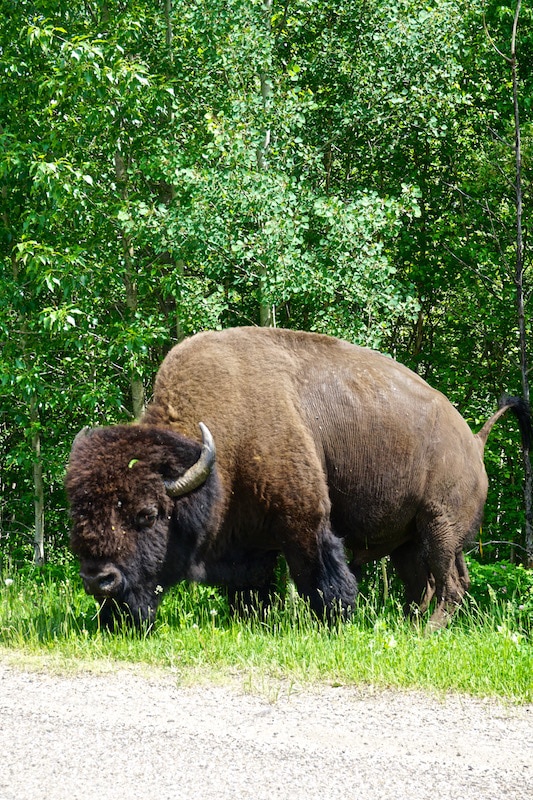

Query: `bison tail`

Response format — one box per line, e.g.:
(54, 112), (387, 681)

(477, 395), (532, 450)
(499, 395), (532, 451)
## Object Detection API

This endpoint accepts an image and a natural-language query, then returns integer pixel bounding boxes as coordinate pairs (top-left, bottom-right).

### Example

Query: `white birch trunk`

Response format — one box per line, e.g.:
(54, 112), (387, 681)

(30, 394), (45, 566)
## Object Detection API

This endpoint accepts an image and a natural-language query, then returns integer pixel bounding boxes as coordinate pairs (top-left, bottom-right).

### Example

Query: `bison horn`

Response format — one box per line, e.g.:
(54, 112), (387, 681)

(72, 426), (92, 446)
(164, 422), (216, 498)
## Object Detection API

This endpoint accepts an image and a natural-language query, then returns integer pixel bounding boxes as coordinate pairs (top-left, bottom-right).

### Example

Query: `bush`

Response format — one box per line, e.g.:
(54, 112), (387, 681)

(466, 558), (533, 623)
(357, 556), (533, 633)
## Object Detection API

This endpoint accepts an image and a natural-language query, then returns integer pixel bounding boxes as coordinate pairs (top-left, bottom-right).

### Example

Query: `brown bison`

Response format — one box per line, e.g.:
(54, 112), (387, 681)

(66, 327), (531, 630)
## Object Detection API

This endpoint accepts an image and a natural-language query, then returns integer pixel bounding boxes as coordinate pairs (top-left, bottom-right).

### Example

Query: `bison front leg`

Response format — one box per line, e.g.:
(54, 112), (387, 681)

(227, 555), (280, 618)
(284, 526), (358, 622)
(202, 549), (281, 618)
(228, 584), (276, 618)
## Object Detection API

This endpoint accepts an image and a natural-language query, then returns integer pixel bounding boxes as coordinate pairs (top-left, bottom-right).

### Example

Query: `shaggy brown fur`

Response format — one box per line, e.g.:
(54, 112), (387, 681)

(66, 327), (531, 630)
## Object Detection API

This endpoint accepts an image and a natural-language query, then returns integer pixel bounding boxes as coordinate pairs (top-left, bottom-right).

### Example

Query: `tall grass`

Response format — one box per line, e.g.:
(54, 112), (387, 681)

(1, 566), (532, 702)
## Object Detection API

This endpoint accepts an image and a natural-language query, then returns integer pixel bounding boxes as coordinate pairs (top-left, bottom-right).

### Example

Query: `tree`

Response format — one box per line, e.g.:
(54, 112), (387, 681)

(484, 0), (532, 564)
(0, 0), (531, 565)
(1, 1), (419, 562)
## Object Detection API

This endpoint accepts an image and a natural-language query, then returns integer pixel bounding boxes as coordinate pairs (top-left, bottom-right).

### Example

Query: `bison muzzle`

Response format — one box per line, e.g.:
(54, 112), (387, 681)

(66, 327), (531, 631)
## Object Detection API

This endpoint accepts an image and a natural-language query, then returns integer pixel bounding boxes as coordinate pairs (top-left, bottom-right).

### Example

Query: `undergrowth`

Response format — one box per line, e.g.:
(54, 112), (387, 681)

(0, 558), (532, 702)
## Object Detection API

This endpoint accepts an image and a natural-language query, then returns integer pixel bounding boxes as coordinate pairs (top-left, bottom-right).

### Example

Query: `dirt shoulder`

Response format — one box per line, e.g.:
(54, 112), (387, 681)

(1, 659), (532, 800)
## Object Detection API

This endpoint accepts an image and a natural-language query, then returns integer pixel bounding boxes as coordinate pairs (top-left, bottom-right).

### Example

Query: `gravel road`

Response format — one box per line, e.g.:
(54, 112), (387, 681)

(1, 661), (531, 800)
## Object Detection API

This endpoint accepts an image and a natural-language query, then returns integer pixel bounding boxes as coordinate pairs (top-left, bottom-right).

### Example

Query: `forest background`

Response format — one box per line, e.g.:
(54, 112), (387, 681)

(0, 0), (532, 576)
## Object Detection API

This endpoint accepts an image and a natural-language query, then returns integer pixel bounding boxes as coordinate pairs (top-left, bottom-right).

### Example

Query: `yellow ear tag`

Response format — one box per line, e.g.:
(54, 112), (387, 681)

(128, 459), (139, 469)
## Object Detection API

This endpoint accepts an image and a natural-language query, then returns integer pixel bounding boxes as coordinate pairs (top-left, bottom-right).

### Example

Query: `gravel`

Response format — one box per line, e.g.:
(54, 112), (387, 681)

(1, 661), (532, 800)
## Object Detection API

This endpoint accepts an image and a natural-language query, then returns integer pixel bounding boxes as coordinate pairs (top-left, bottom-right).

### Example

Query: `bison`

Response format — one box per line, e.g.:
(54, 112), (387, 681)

(66, 327), (531, 630)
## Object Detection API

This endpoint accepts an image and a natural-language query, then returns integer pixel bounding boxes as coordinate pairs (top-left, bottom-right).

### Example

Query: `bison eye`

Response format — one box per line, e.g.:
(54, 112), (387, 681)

(135, 508), (158, 529)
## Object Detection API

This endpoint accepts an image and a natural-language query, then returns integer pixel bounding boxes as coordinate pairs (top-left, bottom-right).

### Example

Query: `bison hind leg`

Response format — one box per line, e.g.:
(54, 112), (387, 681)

(391, 539), (472, 630)
(390, 541), (436, 618)
(425, 527), (472, 632)
(426, 551), (471, 632)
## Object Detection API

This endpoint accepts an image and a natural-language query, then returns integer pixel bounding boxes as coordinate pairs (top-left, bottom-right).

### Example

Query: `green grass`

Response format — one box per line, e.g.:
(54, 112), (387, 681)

(1, 565), (532, 702)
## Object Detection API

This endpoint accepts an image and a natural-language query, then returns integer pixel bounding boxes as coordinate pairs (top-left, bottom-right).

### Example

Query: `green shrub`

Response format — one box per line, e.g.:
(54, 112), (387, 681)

(466, 559), (533, 632)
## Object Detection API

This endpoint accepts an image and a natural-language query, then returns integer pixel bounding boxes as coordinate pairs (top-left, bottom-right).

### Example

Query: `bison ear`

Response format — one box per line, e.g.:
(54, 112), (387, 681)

(164, 422), (216, 498)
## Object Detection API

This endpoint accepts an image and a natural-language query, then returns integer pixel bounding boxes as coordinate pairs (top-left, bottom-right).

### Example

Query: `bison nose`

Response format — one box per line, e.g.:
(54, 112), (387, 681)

(80, 564), (123, 597)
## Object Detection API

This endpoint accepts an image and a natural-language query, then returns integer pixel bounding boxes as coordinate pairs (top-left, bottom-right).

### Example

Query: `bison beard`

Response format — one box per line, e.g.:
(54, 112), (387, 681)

(66, 327), (531, 632)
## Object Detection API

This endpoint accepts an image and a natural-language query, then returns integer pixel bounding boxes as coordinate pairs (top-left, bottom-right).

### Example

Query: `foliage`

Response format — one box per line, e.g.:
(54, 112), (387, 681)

(0, 0), (531, 565)
(466, 558), (533, 627)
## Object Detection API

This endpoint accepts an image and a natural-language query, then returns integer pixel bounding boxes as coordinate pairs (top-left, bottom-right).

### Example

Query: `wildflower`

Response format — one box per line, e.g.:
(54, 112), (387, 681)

(4, 578), (14, 587)
(497, 624), (524, 646)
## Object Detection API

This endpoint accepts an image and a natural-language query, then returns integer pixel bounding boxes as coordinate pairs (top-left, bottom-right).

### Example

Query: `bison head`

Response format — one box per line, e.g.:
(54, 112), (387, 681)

(66, 423), (217, 630)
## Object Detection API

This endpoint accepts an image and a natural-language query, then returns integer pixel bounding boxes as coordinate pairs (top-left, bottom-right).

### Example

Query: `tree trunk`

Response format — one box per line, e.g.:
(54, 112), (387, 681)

(115, 149), (145, 418)
(10, 237), (45, 565)
(123, 265), (146, 419)
(164, 0), (173, 49)
(30, 394), (45, 566)
(510, 2), (533, 566)
(257, 0), (276, 328)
